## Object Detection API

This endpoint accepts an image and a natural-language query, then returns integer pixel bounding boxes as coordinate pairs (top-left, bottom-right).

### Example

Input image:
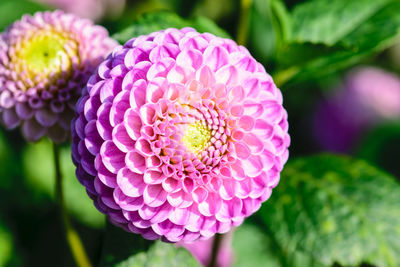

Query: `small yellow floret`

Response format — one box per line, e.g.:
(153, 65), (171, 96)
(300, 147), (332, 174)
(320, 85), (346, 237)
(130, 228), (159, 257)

(182, 122), (211, 153)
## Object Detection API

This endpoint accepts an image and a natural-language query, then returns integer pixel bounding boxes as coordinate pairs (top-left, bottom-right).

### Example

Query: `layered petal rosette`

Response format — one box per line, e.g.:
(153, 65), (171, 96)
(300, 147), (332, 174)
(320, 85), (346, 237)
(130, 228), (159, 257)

(72, 28), (290, 242)
(0, 10), (117, 142)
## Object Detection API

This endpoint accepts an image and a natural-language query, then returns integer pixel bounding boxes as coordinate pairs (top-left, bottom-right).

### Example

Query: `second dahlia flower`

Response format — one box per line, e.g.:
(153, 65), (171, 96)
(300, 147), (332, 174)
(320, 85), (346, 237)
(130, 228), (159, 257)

(0, 10), (117, 142)
(313, 67), (400, 152)
(34, 0), (126, 21)
(72, 28), (290, 242)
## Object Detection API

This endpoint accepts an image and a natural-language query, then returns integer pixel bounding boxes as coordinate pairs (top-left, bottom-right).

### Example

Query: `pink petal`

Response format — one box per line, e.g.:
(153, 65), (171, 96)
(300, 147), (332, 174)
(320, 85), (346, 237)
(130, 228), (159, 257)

(84, 120), (102, 155)
(112, 123), (135, 153)
(139, 104), (157, 125)
(122, 64), (150, 91)
(162, 177), (180, 193)
(21, 119), (46, 141)
(100, 141), (125, 173)
(129, 79), (147, 110)
(263, 100), (283, 124)
(198, 192), (222, 216)
(169, 207), (191, 225)
(124, 108), (142, 140)
(95, 156), (117, 188)
(234, 142), (251, 159)
(110, 90), (130, 127)
(114, 188), (144, 211)
(242, 133), (263, 154)
(146, 80), (165, 104)
(35, 109), (58, 127)
(196, 66), (215, 87)
(152, 220), (185, 239)
(166, 65), (188, 84)
(167, 189), (193, 208)
(149, 202), (173, 224)
(135, 138), (153, 156)
(242, 155), (263, 177)
(147, 58), (175, 80)
(219, 179), (236, 200)
(203, 46), (229, 71)
(3, 109), (20, 129)
(143, 169), (164, 184)
(96, 102), (113, 140)
(176, 49), (203, 69)
(241, 198), (261, 216)
(192, 186), (208, 203)
(215, 65), (238, 86)
(253, 120), (274, 140)
(149, 43), (180, 63)
(126, 151), (146, 174)
(143, 184), (167, 207)
(116, 167), (146, 197)
(238, 115), (255, 131)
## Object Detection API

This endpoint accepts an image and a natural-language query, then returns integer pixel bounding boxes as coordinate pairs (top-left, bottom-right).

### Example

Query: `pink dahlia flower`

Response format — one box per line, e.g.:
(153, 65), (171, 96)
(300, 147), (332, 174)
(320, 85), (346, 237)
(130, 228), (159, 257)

(0, 11), (118, 142)
(72, 28), (290, 242)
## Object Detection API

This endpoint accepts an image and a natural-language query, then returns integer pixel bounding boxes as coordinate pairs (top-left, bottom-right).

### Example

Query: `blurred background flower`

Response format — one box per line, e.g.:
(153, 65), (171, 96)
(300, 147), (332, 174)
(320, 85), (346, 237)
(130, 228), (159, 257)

(178, 232), (234, 267)
(34, 0), (126, 21)
(0, 10), (117, 142)
(313, 67), (400, 153)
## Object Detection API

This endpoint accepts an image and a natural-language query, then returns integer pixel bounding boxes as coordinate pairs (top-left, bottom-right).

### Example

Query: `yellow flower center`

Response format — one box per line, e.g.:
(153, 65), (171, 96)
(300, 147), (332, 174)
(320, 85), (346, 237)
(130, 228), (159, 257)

(14, 30), (78, 84)
(182, 122), (211, 153)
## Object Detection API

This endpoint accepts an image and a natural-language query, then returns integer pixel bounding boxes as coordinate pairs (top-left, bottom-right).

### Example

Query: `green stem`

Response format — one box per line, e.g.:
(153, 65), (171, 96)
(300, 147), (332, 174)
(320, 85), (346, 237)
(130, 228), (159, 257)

(236, 0), (252, 45)
(207, 233), (222, 267)
(272, 66), (300, 88)
(53, 143), (92, 267)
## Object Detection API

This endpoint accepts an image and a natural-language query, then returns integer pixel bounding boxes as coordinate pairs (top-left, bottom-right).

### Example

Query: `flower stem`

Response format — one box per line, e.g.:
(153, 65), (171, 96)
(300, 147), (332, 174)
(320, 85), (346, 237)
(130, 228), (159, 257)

(207, 233), (222, 267)
(272, 66), (300, 88)
(53, 143), (92, 267)
(237, 0), (252, 45)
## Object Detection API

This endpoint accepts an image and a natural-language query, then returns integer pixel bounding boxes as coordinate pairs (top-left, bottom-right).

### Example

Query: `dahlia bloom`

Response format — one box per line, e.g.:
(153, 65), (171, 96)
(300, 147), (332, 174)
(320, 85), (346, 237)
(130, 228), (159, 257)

(72, 28), (290, 242)
(313, 67), (400, 152)
(0, 11), (118, 142)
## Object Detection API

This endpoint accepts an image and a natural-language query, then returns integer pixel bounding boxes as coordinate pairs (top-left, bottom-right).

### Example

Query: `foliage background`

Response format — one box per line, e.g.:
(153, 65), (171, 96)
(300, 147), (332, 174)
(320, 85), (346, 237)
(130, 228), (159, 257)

(0, 0), (399, 266)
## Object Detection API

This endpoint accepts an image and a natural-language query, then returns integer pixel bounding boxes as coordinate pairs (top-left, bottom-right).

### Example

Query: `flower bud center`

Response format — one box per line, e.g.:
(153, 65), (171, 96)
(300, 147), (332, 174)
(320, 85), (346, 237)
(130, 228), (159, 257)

(15, 30), (78, 82)
(182, 122), (211, 153)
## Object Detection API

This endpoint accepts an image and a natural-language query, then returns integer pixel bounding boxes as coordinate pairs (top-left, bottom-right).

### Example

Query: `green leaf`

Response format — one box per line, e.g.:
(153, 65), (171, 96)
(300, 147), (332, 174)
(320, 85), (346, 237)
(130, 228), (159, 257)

(275, 1), (400, 86)
(290, 0), (391, 46)
(232, 220), (325, 267)
(99, 223), (200, 267)
(248, 0), (290, 64)
(249, 0), (278, 63)
(190, 16), (230, 39)
(356, 122), (400, 179)
(257, 154), (400, 267)
(0, 216), (21, 266)
(112, 11), (230, 44)
(0, 130), (20, 190)
(22, 140), (105, 228)
(0, 219), (13, 266)
(232, 222), (282, 267)
(0, 0), (49, 31)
